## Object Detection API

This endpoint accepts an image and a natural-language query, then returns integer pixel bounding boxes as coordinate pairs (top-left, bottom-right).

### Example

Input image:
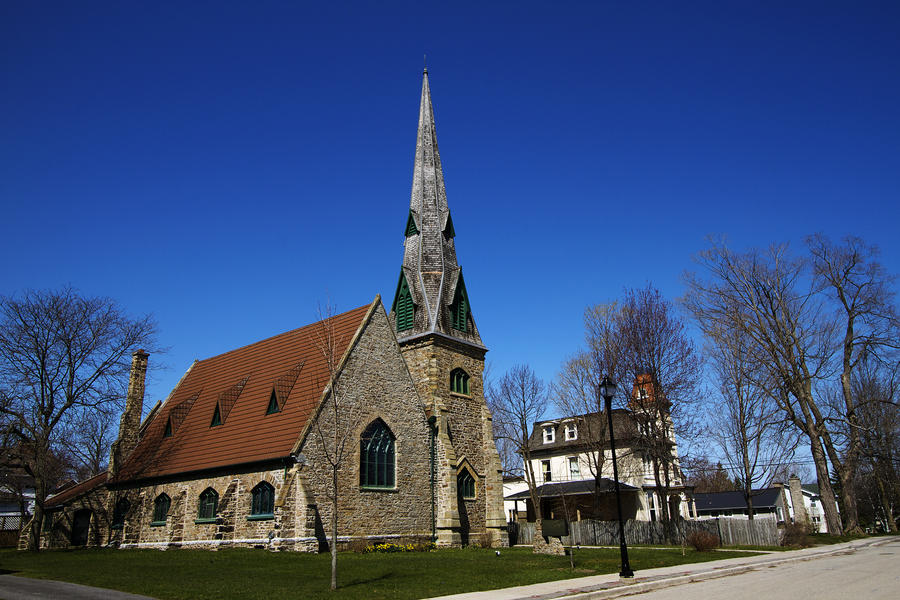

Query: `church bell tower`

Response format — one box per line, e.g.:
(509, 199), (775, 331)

(389, 69), (506, 547)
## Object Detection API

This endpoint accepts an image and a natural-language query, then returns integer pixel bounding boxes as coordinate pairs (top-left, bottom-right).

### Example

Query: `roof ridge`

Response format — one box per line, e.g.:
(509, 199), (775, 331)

(194, 303), (372, 365)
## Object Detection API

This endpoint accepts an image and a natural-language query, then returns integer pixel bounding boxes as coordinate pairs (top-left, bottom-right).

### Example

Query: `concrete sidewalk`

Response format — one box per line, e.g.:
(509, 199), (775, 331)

(0, 574), (157, 600)
(425, 537), (894, 600)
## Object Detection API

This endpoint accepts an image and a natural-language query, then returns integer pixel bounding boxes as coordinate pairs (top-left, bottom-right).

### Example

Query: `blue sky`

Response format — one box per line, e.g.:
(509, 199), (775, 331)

(3, 1), (899, 419)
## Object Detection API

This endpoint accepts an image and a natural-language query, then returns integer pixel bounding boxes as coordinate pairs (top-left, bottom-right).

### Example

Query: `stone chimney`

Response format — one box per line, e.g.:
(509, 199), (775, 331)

(108, 350), (149, 478)
(788, 475), (808, 524)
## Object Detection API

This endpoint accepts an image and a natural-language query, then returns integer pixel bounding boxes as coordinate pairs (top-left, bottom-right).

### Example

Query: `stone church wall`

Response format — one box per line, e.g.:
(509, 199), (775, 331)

(298, 305), (433, 549)
(37, 305), (434, 552)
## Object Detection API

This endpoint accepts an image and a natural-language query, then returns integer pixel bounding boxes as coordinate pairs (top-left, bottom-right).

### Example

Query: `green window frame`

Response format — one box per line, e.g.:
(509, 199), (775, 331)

(450, 368), (469, 395)
(266, 389), (280, 414)
(151, 493), (170, 526)
(210, 403), (222, 427)
(360, 419), (395, 489)
(163, 418), (173, 438)
(450, 274), (469, 332)
(396, 275), (414, 332)
(250, 482), (275, 518)
(197, 488), (218, 522)
(457, 470), (476, 500)
(112, 498), (130, 528)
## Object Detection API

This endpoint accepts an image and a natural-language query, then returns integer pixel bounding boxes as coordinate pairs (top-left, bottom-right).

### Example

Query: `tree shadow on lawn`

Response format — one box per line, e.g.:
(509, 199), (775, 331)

(340, 571), (394, 589)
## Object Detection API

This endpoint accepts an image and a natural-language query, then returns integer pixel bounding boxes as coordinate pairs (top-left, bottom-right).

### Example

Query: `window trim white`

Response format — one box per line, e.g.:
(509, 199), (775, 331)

(542, 425), (555, 444)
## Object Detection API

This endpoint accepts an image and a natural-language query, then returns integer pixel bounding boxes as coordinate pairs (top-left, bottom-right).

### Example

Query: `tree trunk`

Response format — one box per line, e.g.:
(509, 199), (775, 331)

(875, 475), (898, 533)
(331, 469), (338, 591)
(839, 466), (862, 534)
(810, 437), (843, 535)
(26, 474), (48, 552)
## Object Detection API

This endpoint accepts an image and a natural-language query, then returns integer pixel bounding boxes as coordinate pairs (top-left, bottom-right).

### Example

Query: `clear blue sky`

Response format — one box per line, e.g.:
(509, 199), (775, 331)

(3, 1), (899, 414)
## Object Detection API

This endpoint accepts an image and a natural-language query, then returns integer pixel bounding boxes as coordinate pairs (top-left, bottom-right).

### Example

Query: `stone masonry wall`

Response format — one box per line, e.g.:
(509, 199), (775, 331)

(400, 335), (507, 547)
(297, 305), (434, 549)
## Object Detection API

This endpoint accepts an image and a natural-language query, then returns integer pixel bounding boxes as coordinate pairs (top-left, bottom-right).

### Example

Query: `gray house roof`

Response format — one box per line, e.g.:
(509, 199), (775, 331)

(527, 410), (641, 455)
(505, 478), (639, 501)
(693, 488), (783, 512)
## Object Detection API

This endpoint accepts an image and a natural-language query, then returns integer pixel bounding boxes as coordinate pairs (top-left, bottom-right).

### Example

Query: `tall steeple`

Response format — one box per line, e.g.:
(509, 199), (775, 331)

(391, 69), (483, 347)
(389, 70), (506, 549)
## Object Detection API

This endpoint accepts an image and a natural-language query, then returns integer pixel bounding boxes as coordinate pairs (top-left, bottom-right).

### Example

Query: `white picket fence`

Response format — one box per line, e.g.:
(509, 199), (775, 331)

(509, 516), (779, 547)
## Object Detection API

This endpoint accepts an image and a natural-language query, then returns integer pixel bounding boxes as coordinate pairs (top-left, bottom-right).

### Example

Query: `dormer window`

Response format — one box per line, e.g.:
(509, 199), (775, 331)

(564, 422), (577, 441)
(266, 389), (280, 414)
(542, 425), (555, 444)
(638, 387), (649, 400)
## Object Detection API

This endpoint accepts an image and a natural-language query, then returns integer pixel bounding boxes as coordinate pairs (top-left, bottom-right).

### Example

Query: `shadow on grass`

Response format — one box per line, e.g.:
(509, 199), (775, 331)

(342, 571), (395, 589)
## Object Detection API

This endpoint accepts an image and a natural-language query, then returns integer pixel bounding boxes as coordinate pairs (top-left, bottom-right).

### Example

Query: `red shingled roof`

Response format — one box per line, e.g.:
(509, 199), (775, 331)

(45, 471), (109, 508)
(112, 301), (375, 483)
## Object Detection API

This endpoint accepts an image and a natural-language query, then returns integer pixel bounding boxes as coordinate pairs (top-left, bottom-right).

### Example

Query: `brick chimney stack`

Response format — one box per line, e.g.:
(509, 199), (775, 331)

(108, 350), (149, 478)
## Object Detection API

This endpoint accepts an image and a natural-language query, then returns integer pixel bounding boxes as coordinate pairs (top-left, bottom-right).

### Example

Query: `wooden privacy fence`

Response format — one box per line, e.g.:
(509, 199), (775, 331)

(508, 516), (779, 547)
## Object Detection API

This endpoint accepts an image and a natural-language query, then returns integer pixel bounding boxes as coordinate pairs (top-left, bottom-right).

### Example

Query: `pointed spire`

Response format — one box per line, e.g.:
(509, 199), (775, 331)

(392, 71), (483, 348)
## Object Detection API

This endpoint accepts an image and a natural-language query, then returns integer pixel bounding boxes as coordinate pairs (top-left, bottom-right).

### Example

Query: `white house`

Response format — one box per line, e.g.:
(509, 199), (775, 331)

(507, 376), (695, 523)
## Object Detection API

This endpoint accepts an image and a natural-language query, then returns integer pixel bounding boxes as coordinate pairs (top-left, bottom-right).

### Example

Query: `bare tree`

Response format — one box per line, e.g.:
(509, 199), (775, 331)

(852, 357), (899, 532)
(61, 407), (118, 479)
(615, 286), (702, 524)
(806, 233), (900, 533)
(681, 455), (736, 493)
(308, 304), (366, 590)
(556, 288), (700, 535)
(707, 325), (798, 518)
(0, 287), (157, 550)
(487, 365), (558, 554)
(683, 240), (844, 533)
(555, 350), (609, 503)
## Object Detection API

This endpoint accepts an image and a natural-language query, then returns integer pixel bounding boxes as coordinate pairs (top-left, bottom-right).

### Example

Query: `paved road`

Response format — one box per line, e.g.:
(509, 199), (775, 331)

(0, 575), (156, 600)
(623, 537), (900, 600)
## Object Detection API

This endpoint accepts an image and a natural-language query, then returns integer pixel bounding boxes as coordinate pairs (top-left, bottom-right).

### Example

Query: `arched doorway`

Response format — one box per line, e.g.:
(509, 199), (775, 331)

(71, 509), (92, 546)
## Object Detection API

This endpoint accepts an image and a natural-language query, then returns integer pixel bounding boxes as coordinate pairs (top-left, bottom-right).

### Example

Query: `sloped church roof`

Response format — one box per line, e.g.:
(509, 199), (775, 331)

(110, 302), (374, 482)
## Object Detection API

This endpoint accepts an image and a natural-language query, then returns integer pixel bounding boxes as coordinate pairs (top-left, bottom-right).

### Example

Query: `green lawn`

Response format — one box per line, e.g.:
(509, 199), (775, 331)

(0, 546), (756, 600)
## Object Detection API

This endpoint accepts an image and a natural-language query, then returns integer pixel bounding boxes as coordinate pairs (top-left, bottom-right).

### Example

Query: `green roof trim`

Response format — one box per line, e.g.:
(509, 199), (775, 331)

(391, 270), (416, 333)
(450, 271), (469, 332)
(405, 211), (419, 236)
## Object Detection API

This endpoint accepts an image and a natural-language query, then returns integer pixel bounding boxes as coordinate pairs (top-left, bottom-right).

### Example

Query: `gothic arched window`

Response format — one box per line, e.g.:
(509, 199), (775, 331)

(152, 493), (170, 525)
(251, 482), (275, 517)
(360, 419), (396, 489)
(450, 368), (469, 395)
(112, 498), (130, 528)
(198, 488), (219, 521)
(457, 469), (476, 500)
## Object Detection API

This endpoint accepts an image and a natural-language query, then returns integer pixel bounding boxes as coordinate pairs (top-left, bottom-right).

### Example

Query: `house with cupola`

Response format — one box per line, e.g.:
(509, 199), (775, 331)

(506, 375), (696, 524)
(26, 69), (507, 551)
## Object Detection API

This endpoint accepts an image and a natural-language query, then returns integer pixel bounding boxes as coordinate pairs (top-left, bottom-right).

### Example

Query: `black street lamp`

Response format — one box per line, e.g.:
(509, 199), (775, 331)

(600, 376), (634, 578)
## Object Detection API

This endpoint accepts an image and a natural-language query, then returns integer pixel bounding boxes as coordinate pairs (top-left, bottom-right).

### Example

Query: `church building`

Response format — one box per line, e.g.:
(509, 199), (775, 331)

(29, 70), (507, 551)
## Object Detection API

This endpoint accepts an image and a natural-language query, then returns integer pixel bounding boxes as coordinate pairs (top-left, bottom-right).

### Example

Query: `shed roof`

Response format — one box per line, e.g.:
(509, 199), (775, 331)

(112, 301), (374, 483)
(45, 472), (108, 509)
